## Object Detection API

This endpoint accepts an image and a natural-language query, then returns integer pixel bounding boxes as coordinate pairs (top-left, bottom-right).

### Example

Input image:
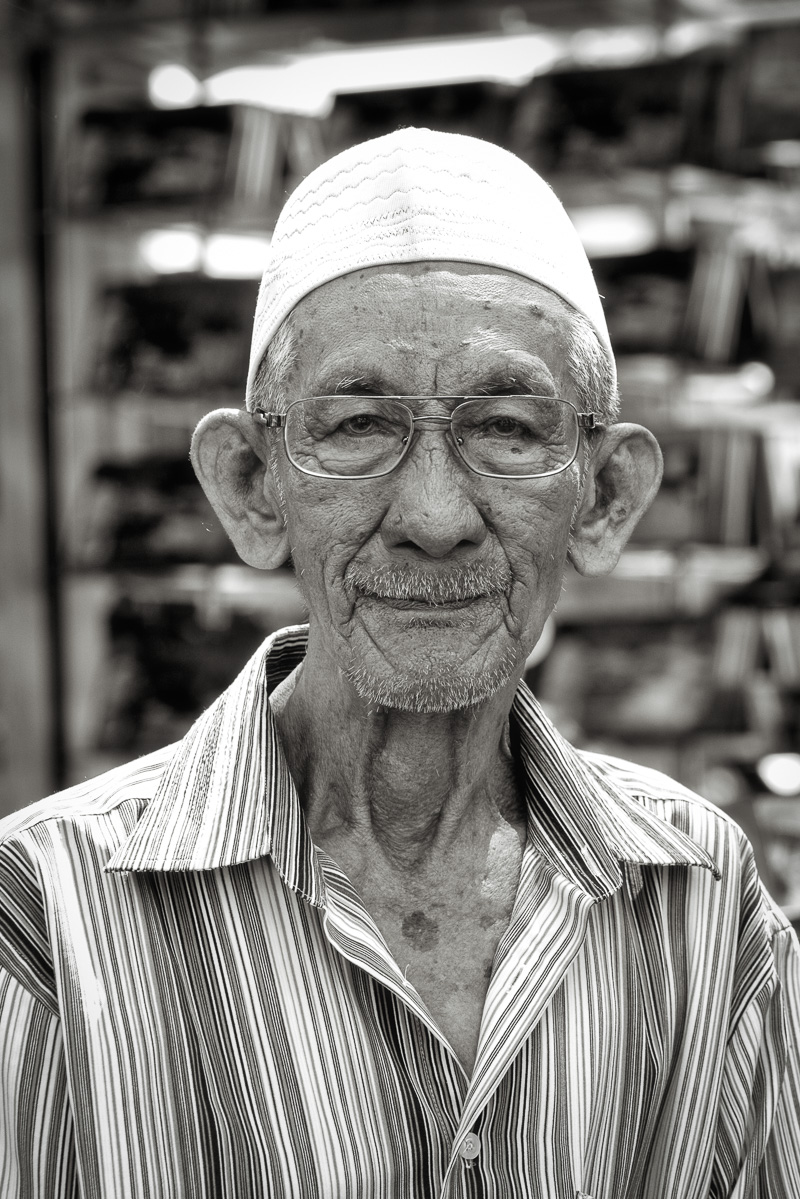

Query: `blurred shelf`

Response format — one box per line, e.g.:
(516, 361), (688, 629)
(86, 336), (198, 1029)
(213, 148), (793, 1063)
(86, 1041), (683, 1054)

(81, 563), (305, 622)
(558, 544), (768, 622)
(77, 389), (245, 411)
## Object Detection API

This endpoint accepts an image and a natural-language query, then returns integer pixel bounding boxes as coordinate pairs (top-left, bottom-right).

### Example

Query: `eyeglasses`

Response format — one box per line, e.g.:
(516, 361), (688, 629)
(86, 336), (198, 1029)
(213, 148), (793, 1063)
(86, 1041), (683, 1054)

(252, 395), (596, 480)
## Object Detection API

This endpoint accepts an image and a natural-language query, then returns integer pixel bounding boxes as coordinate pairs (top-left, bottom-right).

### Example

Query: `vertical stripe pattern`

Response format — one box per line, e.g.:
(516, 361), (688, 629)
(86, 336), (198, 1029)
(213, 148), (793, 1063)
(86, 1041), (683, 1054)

(1, 625), (798, 1197)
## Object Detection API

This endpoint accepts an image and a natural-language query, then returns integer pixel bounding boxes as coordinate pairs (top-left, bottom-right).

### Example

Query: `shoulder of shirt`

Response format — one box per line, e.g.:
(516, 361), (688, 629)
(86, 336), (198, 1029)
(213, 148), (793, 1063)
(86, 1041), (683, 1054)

(0, 743), (174, 849)
(0, 747), (176, 1010)
(579, 747), (795, 940)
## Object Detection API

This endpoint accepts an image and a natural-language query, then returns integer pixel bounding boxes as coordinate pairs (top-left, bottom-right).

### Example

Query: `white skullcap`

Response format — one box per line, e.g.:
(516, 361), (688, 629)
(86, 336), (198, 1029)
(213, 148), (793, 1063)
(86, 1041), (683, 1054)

(247, 126), (613, 402)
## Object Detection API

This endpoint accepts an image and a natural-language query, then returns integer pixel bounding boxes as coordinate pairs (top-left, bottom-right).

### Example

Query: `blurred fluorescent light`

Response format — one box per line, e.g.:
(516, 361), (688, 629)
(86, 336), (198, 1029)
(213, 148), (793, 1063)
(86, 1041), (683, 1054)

(205, 64), (333, 118)
(203, 233), (272, 278)
(149, 64), (203, 109)
(569, 204), (660, 257)
(151, 32), (562, 119)
(569, 25), (659, 68)
(664, 19), (727, 58)
(756, 754), (800, 798)
(312, 32), (561, 93)
(149, 21), (732, 119)
(139, 228), (270, 277)
(139, 228), (203, 273)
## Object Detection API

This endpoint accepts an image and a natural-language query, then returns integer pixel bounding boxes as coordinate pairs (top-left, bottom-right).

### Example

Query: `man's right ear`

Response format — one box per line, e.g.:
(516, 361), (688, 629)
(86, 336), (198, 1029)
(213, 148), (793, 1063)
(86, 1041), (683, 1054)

(190, 409), (290, 569)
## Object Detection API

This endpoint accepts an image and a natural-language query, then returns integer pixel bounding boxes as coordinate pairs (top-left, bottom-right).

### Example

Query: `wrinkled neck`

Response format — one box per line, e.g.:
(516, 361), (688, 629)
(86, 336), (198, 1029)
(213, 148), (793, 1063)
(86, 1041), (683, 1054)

(271, 641), (526, 871)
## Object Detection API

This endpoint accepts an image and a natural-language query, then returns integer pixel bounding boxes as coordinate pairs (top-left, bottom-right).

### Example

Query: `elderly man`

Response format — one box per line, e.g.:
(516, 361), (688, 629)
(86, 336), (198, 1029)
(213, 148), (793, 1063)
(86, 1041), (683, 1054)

(1, 129), (799, 1198)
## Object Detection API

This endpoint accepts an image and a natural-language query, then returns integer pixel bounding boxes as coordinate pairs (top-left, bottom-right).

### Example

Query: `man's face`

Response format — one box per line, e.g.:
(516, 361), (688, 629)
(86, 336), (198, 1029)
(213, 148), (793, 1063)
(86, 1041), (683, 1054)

(272, 263), (587, 713)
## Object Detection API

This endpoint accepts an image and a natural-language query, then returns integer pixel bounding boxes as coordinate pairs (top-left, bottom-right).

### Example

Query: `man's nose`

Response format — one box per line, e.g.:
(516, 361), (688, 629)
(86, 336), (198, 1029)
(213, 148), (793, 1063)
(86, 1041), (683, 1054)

(380, 432), (488, 558)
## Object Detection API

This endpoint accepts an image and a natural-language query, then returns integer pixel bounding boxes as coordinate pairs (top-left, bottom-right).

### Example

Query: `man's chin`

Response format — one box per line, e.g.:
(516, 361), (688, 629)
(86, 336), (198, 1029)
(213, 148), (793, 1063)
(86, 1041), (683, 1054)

(344, 645), (520, 714)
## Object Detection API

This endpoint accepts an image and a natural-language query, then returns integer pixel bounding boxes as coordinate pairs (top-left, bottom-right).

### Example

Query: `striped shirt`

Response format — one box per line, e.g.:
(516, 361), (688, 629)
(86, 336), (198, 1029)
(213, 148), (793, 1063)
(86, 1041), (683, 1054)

(1, 624), (799, 1198)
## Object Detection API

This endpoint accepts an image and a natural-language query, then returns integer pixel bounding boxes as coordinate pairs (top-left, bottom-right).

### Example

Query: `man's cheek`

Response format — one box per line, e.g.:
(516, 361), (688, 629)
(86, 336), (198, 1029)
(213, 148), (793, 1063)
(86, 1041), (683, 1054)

(503, 511), (571, 579)
(288, 530), (358, 623)
(502, 519), (572, 631)
(288, 482), (383, 545)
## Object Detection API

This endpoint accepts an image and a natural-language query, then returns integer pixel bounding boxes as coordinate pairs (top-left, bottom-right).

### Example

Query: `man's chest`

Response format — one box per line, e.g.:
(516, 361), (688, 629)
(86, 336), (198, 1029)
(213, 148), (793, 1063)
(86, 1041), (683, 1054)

(363, 887), (516, 1074)
(322, 820), (525, 1071)
(47, 856), (733, 1199)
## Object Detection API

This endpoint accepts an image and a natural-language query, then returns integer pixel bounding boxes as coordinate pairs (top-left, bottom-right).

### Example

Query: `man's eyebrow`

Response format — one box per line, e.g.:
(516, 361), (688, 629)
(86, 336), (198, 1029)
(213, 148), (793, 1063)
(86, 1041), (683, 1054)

(311, 370), (393, 396)
(309, 352), (558, 397)
(466, 355), (558, 396)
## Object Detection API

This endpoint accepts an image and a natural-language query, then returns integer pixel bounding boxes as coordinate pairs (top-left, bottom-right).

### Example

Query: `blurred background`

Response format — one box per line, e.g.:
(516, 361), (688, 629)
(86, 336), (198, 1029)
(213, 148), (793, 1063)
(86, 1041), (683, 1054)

(2, 0), (800, 923)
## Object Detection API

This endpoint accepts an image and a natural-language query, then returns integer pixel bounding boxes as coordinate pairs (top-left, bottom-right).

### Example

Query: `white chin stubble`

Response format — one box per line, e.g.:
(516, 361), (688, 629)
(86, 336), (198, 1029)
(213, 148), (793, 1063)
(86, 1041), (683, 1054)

(346, 646), (520, 713)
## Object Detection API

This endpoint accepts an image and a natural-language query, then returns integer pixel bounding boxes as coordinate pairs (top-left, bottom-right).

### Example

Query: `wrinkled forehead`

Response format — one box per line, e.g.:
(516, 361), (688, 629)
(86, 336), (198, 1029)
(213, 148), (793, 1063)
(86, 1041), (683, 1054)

(294, 261), (571, 340)
(284, 263), (575, 395)
(300, 261), (570, 310)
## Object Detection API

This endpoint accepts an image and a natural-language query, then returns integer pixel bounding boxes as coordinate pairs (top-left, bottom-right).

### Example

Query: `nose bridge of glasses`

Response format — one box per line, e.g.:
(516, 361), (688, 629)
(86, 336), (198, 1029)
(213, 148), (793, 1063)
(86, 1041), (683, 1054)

(406, 396), (474, 435)
(411, 413), (456, 428)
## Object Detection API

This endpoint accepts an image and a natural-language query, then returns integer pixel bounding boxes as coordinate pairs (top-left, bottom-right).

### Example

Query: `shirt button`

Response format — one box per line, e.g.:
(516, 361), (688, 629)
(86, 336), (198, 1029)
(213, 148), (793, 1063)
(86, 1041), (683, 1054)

(459, 1132), (481, 1161)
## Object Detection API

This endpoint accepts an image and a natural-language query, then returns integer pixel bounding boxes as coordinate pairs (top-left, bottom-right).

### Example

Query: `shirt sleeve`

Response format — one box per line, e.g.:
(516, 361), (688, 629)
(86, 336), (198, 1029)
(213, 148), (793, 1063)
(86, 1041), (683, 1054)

(756, 923), (800, 1198)
(0, 969), (77, 1198)
(710, 873), (800, 1199)
(0, 834), (78, 1198)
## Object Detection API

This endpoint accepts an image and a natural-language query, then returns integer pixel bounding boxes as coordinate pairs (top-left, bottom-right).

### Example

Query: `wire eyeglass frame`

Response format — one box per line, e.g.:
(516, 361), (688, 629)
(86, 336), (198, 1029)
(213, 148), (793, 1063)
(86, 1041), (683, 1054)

(252, 395), (597, 481)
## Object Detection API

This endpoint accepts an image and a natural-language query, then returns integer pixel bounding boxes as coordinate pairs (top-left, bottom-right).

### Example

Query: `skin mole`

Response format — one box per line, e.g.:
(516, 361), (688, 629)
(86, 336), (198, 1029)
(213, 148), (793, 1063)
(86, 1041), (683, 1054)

(401, 910), (440, 951)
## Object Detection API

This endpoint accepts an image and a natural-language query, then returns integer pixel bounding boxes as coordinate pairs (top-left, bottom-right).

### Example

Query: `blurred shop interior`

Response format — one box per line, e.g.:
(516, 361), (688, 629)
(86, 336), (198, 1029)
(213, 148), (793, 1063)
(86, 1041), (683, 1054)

(2, 0), (800, 921)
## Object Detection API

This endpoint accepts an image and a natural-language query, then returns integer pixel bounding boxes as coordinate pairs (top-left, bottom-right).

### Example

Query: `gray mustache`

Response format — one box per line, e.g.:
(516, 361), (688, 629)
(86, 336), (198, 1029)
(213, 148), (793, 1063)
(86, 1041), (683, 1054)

(345, 562), (512, 605)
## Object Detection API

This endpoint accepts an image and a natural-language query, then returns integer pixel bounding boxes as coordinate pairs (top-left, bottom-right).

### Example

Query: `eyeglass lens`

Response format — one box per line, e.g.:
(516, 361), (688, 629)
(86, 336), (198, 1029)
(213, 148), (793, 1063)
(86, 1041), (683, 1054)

(284, 396), (579, 479)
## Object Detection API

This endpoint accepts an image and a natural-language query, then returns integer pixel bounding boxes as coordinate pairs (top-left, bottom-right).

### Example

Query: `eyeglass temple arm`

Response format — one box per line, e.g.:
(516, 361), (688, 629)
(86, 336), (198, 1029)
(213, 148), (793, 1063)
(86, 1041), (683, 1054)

(252, 407), (596, 430)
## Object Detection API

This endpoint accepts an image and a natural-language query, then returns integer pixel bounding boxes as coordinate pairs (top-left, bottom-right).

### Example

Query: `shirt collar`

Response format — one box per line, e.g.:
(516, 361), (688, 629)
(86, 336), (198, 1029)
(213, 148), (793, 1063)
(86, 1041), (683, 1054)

(105, 624), (325, 905)
(106, 625), (717, 900)
(510, 686), (719, 898)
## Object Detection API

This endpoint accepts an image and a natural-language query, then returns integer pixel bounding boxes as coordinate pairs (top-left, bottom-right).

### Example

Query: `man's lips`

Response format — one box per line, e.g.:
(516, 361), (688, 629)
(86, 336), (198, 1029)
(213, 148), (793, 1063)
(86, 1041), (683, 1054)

(344, 562), (513, 608)
(355, 592), (490, 610)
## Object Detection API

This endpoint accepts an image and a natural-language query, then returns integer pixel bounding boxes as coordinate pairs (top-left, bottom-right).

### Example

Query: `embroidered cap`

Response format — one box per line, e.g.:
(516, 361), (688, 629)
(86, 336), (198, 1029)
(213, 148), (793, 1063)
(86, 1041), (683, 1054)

(247, 126), (613, 403)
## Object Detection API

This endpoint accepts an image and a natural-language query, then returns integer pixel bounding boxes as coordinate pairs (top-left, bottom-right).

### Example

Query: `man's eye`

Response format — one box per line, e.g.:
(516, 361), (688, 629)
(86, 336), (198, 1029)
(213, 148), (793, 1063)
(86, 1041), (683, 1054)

(484, 417), (530, 438)
(339, 414), (380, 435)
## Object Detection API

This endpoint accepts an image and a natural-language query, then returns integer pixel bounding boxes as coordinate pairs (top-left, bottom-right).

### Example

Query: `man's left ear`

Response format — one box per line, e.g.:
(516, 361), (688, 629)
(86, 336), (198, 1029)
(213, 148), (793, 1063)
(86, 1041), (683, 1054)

(569, 423), (663, 577)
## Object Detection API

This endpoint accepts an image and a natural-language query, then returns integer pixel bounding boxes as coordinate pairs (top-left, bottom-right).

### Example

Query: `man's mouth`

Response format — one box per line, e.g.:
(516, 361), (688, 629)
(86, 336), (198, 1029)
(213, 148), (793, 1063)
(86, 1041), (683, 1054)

(344, 561), (512, 608)
(360, 595), (483, 610)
